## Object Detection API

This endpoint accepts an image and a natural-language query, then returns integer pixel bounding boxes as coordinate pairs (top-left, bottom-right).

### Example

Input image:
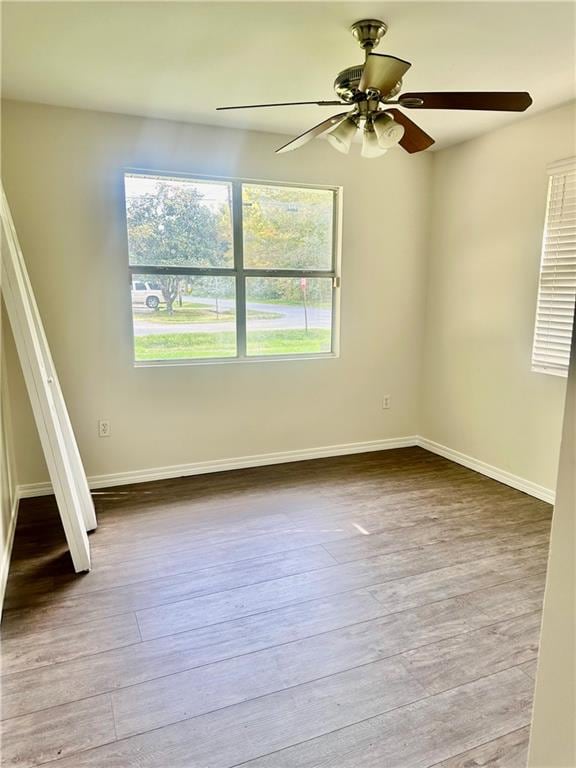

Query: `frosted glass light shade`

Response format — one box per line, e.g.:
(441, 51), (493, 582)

(326, 116), (358, 154)
(372, 113), (405, 148)
(361, 125), (388, 158)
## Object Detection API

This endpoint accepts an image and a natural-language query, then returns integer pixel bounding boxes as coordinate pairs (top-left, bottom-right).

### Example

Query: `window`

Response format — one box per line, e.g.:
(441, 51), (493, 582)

(531, 158), (576, 377)
(123, 172), (340, 364)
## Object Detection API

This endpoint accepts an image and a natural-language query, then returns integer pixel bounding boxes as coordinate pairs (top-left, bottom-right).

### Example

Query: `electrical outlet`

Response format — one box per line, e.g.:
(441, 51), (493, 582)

(98, 419), (111, 438)
(382, 395), (391, 410)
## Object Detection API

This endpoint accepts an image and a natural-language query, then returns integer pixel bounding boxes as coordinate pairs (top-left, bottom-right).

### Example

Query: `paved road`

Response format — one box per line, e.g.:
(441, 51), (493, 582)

(133, 297), (331, 336)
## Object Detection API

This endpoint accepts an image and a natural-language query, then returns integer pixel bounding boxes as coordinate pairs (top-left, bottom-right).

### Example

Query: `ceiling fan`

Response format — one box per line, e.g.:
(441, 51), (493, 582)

(216, 18), (533, 158)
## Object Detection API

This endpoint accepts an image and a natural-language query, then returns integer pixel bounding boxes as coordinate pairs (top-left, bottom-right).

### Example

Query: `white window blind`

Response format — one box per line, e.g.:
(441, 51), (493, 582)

(531, 157), (576, 376)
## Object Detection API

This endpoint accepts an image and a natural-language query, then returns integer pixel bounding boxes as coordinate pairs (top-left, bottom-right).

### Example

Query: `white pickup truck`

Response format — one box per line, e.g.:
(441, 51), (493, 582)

(131, 280), (164, 310)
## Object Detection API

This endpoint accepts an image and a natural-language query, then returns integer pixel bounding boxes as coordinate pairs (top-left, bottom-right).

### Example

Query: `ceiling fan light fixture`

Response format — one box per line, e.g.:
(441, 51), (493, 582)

(218, 19), (533, 157)
(326, 116), (358, 154)
(373, 112), (405, 148)
(361, 121), (389, 158)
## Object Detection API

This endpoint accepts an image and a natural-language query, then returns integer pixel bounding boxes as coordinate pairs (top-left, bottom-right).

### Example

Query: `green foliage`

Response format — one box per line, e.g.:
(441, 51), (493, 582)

(126, 182), (231, 268)
(243, 185), (333, 303)
(126, 181), (232, 311)
(126, 180), (333, 307)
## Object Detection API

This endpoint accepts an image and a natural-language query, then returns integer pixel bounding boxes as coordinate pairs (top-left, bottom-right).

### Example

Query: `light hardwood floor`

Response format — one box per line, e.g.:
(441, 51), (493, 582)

(0, 447), (551, 767)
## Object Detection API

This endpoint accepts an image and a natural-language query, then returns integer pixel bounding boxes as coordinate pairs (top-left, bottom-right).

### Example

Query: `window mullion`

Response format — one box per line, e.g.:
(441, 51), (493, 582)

(232, 181), (247, 358)
(128, 266), (236, 277)
(242, 269), (335, 278)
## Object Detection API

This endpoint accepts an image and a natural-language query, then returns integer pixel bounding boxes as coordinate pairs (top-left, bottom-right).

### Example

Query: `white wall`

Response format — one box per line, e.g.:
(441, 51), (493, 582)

(1, 99), (431, 487)
(421, 102), (575, 492)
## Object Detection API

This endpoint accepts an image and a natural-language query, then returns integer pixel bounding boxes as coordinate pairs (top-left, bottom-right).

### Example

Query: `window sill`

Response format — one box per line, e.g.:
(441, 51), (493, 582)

(133, 352), (339, 368)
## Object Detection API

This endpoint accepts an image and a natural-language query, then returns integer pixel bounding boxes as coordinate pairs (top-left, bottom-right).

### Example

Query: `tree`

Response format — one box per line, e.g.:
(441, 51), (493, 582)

(242, 185), (332, 303)
(126, 182), (231, 313)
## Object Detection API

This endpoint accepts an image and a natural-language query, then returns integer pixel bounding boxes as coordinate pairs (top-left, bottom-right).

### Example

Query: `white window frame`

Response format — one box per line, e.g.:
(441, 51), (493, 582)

(123, 170), (342, 366)
(531, 157), (576, 377)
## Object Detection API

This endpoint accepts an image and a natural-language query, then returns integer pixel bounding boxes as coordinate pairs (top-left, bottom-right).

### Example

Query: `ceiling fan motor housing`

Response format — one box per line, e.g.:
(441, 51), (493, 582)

(334, 65), (402, 103)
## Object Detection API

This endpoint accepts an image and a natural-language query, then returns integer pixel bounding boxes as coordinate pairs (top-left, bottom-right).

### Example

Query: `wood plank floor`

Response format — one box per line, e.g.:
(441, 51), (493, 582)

(0, 447), (552, 768)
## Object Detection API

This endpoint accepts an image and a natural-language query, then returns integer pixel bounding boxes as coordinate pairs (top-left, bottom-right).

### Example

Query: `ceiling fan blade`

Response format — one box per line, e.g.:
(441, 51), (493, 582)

(359, 53), (411, 95)
(275, 112), (351, 154)
(384, 109), (435, 153)
(398, 92), (533, 111)
(216, 100), (344, 111)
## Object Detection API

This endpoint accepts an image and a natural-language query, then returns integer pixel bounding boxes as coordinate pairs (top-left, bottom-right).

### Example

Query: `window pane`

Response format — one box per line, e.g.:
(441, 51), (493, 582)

(242, 184), (334, 270)
(245, 277), (332, 356)
(131, 275), (237, 361)
(124, 174), (233, 268)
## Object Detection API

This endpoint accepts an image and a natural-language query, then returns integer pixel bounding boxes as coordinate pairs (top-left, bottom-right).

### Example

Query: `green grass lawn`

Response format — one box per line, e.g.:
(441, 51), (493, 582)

(135, 302), (281, 325)
(134, 329), (331, 361)
(247, 329), (331, 356)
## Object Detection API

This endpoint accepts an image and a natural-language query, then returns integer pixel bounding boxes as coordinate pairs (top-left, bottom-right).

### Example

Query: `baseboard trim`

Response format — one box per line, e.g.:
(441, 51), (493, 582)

(416, 437), (556, 505)
(0, 491), (20, 620)
(17, 436), (419, 498)
(16, 434), (556, 505)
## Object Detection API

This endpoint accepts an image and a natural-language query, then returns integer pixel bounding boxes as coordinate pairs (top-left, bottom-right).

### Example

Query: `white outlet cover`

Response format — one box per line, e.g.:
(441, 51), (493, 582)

(98, 420), (111, 437)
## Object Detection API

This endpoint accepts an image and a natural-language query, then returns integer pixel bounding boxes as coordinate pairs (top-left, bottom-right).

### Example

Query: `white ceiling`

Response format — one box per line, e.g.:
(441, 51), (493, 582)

(2, 2), (575, 150)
